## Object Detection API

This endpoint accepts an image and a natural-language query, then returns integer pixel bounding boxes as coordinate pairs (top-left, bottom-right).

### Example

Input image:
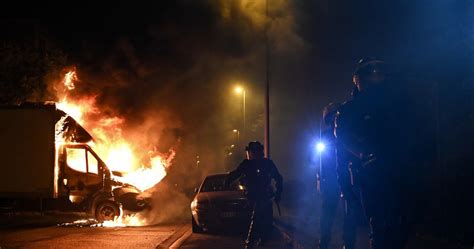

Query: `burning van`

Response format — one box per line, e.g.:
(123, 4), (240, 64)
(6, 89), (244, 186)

(0, 103), (149, 222)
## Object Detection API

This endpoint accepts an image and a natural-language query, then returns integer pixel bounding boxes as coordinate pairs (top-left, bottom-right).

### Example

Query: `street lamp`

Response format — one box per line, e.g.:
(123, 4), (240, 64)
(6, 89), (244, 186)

(232, 129), (240, 144)
(234, 86), (243, 94)
(234, 86), (246, 141)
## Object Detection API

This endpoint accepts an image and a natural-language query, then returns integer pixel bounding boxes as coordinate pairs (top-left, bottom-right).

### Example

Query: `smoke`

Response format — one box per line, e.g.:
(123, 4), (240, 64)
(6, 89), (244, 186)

(31, 0), (314, 223)
(41, 0), (310, 188)
(135, 181), (190, 225)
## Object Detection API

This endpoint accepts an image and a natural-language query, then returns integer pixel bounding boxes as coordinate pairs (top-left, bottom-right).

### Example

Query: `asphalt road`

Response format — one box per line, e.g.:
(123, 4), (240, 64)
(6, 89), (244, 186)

(0, 224), (292, 249)
(0, 224), (186, 249)
(180, 227), (291, 249)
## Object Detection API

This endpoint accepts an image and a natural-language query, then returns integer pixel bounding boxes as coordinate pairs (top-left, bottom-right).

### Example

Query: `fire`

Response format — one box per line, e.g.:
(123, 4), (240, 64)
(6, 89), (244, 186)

(63, 70), (78, 90)
(56, 68), (173, 196)
(56, 96), (97, 124)
(101, 207), (148, 228)
(117, 150), (175, 191)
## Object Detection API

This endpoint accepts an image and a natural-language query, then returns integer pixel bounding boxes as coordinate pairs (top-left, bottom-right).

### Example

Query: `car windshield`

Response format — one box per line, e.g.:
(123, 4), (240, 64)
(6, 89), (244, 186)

(200, 175), (244, 192)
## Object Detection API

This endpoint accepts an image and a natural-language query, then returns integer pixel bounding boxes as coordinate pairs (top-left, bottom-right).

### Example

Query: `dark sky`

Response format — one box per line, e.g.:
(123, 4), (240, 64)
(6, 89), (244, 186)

(1, 0), (473, 185)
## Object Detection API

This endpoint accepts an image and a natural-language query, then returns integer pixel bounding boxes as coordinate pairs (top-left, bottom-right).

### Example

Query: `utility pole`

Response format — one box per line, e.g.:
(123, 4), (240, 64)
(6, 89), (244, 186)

(264, 0), (271, 159)
(243, 90), (246, 142)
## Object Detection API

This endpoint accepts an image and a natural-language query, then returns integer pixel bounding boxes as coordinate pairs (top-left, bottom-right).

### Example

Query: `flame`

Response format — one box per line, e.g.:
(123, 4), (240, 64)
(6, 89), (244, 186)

(101, 207), (148, 228)
(56, 96), (97, 124)
(117, 150), (175, 191)
(63, 70), (78, 90)
(56, 69), (174, 226)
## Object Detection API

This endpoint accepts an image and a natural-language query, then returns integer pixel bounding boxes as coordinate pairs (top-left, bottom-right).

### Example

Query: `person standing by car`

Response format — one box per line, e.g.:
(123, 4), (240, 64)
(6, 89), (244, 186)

(226, 141), (283, 249)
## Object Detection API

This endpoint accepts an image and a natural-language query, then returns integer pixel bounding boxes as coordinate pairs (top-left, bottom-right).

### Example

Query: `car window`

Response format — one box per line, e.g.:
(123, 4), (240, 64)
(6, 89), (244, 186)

(66, 148), (87, 173)
(87, 151), (99, 174)
(200, 176), (245, 192)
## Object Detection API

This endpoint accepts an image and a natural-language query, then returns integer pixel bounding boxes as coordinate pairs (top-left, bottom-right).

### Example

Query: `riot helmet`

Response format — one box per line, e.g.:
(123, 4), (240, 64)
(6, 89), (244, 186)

(352, 58), (387, 92)
(245, 141), (264, 160)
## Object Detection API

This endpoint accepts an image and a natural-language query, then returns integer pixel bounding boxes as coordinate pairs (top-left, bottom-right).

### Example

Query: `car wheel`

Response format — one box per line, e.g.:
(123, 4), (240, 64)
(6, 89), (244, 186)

(95, 201), (120, 223)
(192, 215), (203, 233)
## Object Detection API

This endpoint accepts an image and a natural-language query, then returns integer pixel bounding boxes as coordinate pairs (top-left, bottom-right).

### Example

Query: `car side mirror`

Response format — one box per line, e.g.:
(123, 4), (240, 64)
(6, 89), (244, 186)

(194, 187), (198, 194)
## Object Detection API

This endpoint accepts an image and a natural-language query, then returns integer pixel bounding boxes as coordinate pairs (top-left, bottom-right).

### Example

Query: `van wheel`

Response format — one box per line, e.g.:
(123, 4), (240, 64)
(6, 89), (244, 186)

(192, 215), (203, 233)
(95, 201), (120, 223)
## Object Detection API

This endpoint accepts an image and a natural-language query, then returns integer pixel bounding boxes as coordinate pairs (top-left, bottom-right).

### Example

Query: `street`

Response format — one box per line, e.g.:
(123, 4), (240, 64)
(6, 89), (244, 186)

(0, 224), (182, 248)
(0, 223), (291, 249)
(180, 227), (290, 249)
(1, 1), (474, 249)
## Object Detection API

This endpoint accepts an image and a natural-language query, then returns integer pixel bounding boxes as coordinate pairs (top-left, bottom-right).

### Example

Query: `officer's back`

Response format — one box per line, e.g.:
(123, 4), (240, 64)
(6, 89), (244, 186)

(234, 158), (278, 200)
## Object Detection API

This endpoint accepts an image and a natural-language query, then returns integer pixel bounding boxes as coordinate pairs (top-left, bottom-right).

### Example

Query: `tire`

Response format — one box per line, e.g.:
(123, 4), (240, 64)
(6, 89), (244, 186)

(95, 201), (120, 223)
(192, 215), (203, 233)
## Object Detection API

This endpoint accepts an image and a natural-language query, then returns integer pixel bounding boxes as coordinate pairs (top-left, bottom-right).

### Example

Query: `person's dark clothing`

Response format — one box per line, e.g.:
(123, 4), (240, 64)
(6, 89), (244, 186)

(335, 82), (418, 249)
(246, 198), (273, 248)
(228, 158), (283, 202)
(318, 128), (340, 249)
(227, 158), (283, 249)
(319, 128), (361, 249)
(319, 129), (339, 195)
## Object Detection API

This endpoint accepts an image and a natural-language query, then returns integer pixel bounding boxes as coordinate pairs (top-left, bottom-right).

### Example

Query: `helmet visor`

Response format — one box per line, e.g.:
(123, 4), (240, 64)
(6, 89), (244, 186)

(355, 61), (387, 79)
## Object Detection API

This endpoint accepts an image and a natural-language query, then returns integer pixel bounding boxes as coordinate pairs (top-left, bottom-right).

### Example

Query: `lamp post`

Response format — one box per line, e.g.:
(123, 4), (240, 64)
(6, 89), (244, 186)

(234, 86), (246, 141)
(264, 0), (270, 159)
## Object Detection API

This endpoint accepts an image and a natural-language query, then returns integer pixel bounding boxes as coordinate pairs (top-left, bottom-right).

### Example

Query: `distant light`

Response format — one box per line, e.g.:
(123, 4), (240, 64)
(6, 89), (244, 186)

(316, 142), (326, 152)
(233, 129), (238, 133)
(234, 86), (243, 94)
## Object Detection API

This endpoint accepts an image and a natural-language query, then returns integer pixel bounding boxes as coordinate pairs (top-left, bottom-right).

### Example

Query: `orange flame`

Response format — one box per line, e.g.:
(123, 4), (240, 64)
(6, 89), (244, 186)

(56, 69), (173, 192)
(62, 70), (78, 90)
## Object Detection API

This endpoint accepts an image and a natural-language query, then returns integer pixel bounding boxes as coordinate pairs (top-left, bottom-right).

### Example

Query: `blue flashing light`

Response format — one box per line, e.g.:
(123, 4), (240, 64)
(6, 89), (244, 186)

(316, 142), (326, 152)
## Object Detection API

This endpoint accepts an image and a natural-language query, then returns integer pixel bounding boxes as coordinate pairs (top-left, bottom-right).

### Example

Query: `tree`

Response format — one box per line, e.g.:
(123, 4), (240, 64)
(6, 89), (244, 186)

(0, 36), (66, 104)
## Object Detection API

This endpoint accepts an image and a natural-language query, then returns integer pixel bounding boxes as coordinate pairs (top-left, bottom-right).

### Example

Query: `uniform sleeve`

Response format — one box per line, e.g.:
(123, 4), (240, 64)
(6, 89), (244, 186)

(226, 160), (246, 186)
(269, 160), (283, 198)
(335, 105), (364, 159)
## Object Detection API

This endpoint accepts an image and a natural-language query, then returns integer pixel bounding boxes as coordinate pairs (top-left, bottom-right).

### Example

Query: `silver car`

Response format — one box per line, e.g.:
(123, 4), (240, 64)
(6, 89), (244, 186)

(191, 173), (250, 233)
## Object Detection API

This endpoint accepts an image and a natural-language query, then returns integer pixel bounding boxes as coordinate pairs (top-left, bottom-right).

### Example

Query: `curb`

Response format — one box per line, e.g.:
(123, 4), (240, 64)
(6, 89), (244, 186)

(156, 224), (190, 249)
(169, 228), (192, 248)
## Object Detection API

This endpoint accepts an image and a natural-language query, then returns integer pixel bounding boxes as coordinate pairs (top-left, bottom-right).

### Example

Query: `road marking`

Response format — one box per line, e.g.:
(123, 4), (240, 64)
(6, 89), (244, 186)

(169, 227), (192, 248)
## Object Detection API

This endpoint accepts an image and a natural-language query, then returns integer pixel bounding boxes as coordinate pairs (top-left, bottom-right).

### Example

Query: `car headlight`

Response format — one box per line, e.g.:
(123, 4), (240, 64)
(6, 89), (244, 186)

(191, 199), (209, 210)
(191, 199), (198, 210)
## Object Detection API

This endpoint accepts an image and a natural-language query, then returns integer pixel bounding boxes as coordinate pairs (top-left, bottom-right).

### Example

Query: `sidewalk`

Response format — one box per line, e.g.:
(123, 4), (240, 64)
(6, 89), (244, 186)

(275, 203), (471, 249)
(274, 195), (370, 249)
(179, 225), (294, 249)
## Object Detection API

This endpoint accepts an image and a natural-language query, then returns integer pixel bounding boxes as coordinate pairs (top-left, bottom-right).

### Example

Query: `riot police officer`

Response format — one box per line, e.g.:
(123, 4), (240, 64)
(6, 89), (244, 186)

(318, 103), (340, 249)
(335, 58), (413, 249)
(319, 103), (361, 249)
(226, 141), (283, 249)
